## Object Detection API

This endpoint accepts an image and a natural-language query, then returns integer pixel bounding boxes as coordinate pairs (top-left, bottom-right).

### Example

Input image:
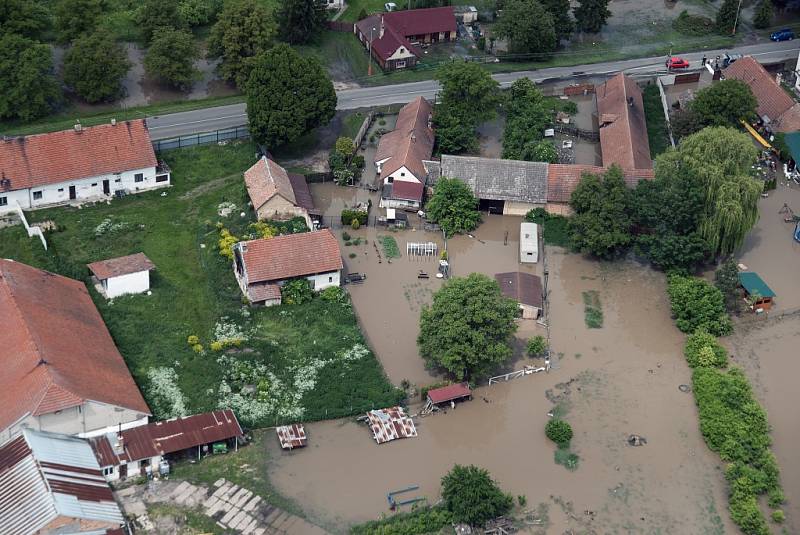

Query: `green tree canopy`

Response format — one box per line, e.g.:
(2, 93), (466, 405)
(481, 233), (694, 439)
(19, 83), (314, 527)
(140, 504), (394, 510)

(541, 0), (574, 41)
(144, 28), (200, 89)
(573, 0), (611, 33)
(494, 0), (557, 55)
(501, 78), (553, 160)
(753, 0), (773, 29)
(55, 0), (104, 43)
(690, 80), (757, 127)
(0, 34), (61, 121)
(441, 465), (514, 526)
(714, 257), (741, 312)
(0, 0), (51, 39)
(569, 166), (633, 258)
(528, 140), (559, 162)
(178, 0), (222, 26)
(245, 43), (336, 149)
(418, 273), (519, 380)
(660, 127), (761, 256)
(278, 0), (328, 45)
(434, 106), (481, 154)
(64, 32), (130, 103)
(545, 419), (573, 446)
(208, 0), (276, 88)
(667, 273), (733, 336)
(425, 178), (482, 237)
(135, 0), (185, 43)
(716, 0), (739, 34)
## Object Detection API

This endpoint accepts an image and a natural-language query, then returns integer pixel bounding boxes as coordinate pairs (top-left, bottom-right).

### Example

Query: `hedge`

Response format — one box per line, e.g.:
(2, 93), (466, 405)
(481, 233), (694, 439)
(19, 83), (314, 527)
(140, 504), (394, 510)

(684, 329), (728, 368)
(341, 208), (368, 226)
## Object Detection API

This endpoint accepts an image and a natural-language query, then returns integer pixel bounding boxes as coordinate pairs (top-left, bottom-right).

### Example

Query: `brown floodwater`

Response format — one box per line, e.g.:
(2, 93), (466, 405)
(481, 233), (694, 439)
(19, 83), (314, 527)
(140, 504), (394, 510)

(268, 228), (734, 533)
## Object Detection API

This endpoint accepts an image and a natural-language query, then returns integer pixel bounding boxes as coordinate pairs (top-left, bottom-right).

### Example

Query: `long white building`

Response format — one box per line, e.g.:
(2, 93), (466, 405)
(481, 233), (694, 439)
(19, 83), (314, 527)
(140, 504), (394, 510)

(0, 119), (169, 213)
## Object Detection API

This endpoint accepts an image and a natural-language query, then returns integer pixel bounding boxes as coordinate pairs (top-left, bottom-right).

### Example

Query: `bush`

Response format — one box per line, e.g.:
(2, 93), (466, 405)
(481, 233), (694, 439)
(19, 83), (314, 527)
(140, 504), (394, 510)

(527, 335), (547, 357)
(673, 10), (714, 36)
(768, 487), (785, 508)
(349, 252), (357, 258)
(554, 446), (580, 470)
(341, 209), (368, 226)
(319, 286), (347, 303)
(667, 274), (732, 336)
(187, 335), (199, 346)
(441, 465), (513, 527)
(525, 208), (570, 247)
(218, 228), (239, 260)
(350, 506), (453, 535)
(351, 218), (361, 230)
(771, 509), (785, 523)
(545, 419), (573, 446)
(281, 279), (313, 305)
(342, 231), (351, 241)
(684, 329), (728, 368)
(729, 492), (770, 535)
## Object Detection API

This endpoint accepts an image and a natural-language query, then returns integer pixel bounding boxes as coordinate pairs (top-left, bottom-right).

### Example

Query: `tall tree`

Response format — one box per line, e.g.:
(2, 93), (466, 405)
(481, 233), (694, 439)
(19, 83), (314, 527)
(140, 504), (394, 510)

(714, 257), (742, 313)
(573, 0), (611, 33)
(715, 0), (739, 34)
(54, 0), (104, 43)
(64, 32), (130, 103)
(245, 43), (336, 148)
(493, 0), (557, 55)
(753, 0), (773, 29)
(208, 0), (276, 89)
(418, 274), (519, 380)
(569, 166), (633, 258)
(178, 0), (222, 27)
(540, 0), (574, 41)
(0, 34), (61, 121)
(502, 77), (552, 160)
(441, 465), (514, 527)
(0, 0), (51, 40)
(425, 178), (482, 237)
(144, 28), (200, 90)
(660, 127), (761, 256)
(690, 80), (757, 127)
(278, 0), (328, 45)
(434, 106), (481, 154)
(135, 0), (185, 44)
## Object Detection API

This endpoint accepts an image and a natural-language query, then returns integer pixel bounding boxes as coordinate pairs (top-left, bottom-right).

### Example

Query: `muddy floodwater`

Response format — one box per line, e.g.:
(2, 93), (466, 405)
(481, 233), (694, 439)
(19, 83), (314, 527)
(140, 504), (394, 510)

(268, 204), (734, 533)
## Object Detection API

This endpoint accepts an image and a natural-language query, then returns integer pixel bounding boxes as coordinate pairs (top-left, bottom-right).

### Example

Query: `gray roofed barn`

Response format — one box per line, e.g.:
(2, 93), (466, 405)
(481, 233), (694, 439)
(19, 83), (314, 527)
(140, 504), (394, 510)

(440, 155), (548, 204)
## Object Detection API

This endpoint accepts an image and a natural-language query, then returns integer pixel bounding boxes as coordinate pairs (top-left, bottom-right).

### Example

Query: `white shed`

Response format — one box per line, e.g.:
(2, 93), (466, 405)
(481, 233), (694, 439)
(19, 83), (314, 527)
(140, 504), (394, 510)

(88, 252), (155, 299)
(520, 222), (539, 263)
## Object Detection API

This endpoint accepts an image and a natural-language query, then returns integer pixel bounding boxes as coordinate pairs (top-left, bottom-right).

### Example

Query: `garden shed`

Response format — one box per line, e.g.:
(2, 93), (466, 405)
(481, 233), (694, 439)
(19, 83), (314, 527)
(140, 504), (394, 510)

(495, 272), (544, 319)
(426, 383), (472, 406)
(88, 252), (155, 299)
(738, 272), (776, 311)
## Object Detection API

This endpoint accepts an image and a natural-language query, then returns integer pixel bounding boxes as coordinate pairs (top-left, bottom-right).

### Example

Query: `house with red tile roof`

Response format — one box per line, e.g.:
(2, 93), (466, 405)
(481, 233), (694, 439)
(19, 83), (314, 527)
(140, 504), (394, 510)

(244, 156), (317, 228)
(376, 97), (435, 209)
(355, 7), (457, 71)
(723, 56), (800, 133)
(0, 259), (151, 445)
(87, 252), (156, 299)
(232, 230), (343, 306)
(0, 119), (169, 213)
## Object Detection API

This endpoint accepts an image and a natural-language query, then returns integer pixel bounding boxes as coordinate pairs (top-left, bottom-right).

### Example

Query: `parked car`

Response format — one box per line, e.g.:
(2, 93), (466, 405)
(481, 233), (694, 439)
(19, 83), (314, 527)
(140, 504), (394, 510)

(666, 57), (690, 70)
(344, 273), (367, 284)
(770, 29), (795, 41)
(384, 2), (397, 11)
(723, 53), (742, 68)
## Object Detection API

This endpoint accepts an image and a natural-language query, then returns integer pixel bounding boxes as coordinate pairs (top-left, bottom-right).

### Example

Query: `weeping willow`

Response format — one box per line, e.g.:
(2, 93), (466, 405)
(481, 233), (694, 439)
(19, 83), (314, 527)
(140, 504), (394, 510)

(700, 177), (762, 255)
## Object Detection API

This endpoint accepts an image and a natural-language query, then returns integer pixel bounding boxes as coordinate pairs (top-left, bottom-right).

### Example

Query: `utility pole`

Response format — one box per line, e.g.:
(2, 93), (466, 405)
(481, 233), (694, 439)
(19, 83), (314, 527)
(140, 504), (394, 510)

(732, 0), (743, 35)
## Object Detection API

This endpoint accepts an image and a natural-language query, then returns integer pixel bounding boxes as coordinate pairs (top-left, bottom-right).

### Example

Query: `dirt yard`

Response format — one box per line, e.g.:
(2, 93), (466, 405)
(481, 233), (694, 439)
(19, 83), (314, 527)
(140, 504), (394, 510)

(267, 189), (734, 533)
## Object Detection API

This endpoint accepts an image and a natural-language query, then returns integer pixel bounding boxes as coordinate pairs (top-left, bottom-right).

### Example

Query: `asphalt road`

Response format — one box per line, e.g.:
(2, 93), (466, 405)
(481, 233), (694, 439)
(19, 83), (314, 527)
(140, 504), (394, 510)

(146, 41), (800, 140)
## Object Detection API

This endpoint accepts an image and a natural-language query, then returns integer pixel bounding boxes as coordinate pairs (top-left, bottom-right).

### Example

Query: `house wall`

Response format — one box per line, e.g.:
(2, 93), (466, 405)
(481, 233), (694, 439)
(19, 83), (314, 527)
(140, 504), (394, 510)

(105, 270), (151, 299)
(380, 197), (420, 210)
(519, 303), (541, 320)
(545, 202), (573, 216)
(0, 402), (149, 444)
(256, 196), (311, 228)
(503, 201), (542, 217)
(0, 189), (31, 213)
(384, 165), (421, 185)
(306, 270), (341, 291)
(0, 165), (169, 213)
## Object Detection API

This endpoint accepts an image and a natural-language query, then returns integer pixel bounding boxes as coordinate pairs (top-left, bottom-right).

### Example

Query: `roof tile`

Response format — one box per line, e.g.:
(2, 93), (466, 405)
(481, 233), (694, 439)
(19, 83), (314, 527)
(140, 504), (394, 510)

(724, 56), (796, 125)
(239, 230), (343, 283)
(596, 74), (652, 170)
(87, 252), (155, 280)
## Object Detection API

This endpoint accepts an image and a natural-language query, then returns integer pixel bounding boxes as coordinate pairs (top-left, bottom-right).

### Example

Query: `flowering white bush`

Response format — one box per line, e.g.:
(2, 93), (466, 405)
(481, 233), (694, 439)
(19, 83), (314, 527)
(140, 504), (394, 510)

(213, 317), (248, 345)
(146, 367), (188, 419)
(94, 218), (130, 237)
(217, 202), (237, 217)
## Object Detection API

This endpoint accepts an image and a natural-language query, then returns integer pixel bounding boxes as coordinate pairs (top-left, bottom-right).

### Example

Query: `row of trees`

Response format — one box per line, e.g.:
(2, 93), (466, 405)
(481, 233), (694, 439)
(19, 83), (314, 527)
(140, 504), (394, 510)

(494, 0), (611, 56)
(568, 127), (762, 270)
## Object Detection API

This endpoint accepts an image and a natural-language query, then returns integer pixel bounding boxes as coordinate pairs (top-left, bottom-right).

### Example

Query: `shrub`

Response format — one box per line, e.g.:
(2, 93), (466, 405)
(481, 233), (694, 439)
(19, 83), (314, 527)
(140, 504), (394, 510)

(667, 274), (732, 336)
(344, 240), (352, 246)
(545, 419), (573, 446)
(768, 487), (785, 508)
(342, 231), (351, 241)
(441, 465), (513, 527)
(192, 343), (204, 353)
(350, 506), (453, 535)
(684, 329), (728, 368)
(527, 335), (547, 357)
(349, 252), (357, 258)
(319, 286), (347, 303)
(210, 341), (224, 351)
(673, 10), (714, 36)
(554, 446), (580, 470)
(187, 335), (199, 346)
(517, 495), (527, 507)
(352, 154), (366, 169)
(218, 228), (239, 260)
(351, 218), (361, 230)
(728, 492), (770, 535)
(281, 279), (313, 305)
(341, 209), (368, 226)
(771, 510), (785, 523)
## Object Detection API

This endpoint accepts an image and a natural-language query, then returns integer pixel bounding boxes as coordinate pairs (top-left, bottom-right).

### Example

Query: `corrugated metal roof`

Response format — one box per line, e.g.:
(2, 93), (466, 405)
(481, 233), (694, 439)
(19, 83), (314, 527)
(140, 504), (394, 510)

(738, 272), (776, 298)
(367, 407), (417, 444)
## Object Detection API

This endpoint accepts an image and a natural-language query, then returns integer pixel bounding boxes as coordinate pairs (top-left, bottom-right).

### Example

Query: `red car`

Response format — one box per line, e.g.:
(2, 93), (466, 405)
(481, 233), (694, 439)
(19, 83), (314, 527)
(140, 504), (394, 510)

(666, 57), (690, 70)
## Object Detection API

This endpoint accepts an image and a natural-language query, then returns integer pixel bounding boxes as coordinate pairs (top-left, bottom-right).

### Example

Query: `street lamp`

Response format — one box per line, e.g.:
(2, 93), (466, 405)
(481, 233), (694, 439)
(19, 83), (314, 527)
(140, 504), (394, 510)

(368, 27), (377, 76)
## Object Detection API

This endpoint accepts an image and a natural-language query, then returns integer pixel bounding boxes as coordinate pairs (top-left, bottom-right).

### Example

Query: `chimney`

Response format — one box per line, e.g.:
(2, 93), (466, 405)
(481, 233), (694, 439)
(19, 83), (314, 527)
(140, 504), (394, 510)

(74, 121), (82, 133)
(380, 15), (385, 39)
(111, 118), (117, 126)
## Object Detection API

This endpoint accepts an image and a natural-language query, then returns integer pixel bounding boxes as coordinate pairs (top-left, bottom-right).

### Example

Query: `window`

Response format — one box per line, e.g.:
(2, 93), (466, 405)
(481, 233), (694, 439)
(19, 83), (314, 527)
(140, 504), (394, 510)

(91, 183), (97, 187)
(387, 176), (394, 183)
(400, 172), (405, 177)
(0, 197), (6, 207)
(115, 178), (121, 183)
(33, 191), (42, 200)
(134, 173), (144, 183)
(103, 467), (114, 476)
(328, 276), (333, 283)
(156, 174), (168, 183)
(396, 60), (407, 69)
(58, 188), (64, 193)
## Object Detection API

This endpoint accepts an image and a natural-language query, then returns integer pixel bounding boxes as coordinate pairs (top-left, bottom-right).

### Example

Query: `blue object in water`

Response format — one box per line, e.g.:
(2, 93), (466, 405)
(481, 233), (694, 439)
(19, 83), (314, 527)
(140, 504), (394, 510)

(795, 222), (800, 243)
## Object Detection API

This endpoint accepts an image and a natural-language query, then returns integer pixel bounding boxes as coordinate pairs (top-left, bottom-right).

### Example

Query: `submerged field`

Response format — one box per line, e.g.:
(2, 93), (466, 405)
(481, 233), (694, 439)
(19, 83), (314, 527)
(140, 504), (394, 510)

(0, 142), (400, 428)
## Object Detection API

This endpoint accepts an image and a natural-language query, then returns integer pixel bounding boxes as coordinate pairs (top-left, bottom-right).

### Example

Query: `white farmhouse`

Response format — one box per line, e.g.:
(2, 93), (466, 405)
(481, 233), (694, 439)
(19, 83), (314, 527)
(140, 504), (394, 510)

(0, 259), (151, 445)
(233, 229), (343, 306)
(88, 252), (156, 299)
(0, 119), (170, 213)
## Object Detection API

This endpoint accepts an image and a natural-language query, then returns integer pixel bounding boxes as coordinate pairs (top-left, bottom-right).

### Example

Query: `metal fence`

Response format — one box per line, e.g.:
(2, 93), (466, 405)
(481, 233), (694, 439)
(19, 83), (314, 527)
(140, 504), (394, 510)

(735, 306), (800, 326)
(152, 126), (250, 152)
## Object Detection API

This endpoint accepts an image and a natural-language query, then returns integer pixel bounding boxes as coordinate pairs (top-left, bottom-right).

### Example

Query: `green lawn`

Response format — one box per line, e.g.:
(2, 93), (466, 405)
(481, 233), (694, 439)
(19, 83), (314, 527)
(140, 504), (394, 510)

(642, 84), (671, 157)
(0, 142), (401, 429)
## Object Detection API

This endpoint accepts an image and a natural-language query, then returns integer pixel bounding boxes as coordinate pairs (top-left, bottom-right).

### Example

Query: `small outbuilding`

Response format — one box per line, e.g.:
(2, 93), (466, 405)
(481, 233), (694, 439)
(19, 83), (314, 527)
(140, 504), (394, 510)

(495, 272), (544, 319)
(88, 252), (155, 299)
(426, 383), (472, 406)
(276, 424), (307, 450)
(738, 272), (776, 311)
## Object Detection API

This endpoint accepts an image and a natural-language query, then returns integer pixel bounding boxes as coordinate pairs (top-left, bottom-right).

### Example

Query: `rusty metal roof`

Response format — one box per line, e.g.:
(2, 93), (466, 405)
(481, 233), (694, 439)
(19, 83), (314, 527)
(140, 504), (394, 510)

(426, 383), (472, 404)
(276, 424), (307, 449)
(367, 407), (417, 444)
(0, 429), (124, 535)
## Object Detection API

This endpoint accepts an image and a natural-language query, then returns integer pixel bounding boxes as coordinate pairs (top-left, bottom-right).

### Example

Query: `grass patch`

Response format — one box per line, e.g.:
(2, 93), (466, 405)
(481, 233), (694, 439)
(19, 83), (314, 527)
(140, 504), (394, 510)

(343, 112), (368, 139)
(673, 10), (716, 36)
(378, 235), (401, 258)
(170, 429), (302, 517)
(147, 503), (224, 534)
(350, 505), (453, 534)
(642, 84), (671, 156)
(299, 31), (375, 82)
(582, 290), (603, 328)
(0, 141), (401, 429)
(524, 208), (570, 248)
(554, 446), (580, 471)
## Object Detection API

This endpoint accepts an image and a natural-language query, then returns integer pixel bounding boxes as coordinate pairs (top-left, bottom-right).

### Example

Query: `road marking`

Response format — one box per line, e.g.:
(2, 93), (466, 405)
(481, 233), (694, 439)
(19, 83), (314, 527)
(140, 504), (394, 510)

(148, 113), (247, 129)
